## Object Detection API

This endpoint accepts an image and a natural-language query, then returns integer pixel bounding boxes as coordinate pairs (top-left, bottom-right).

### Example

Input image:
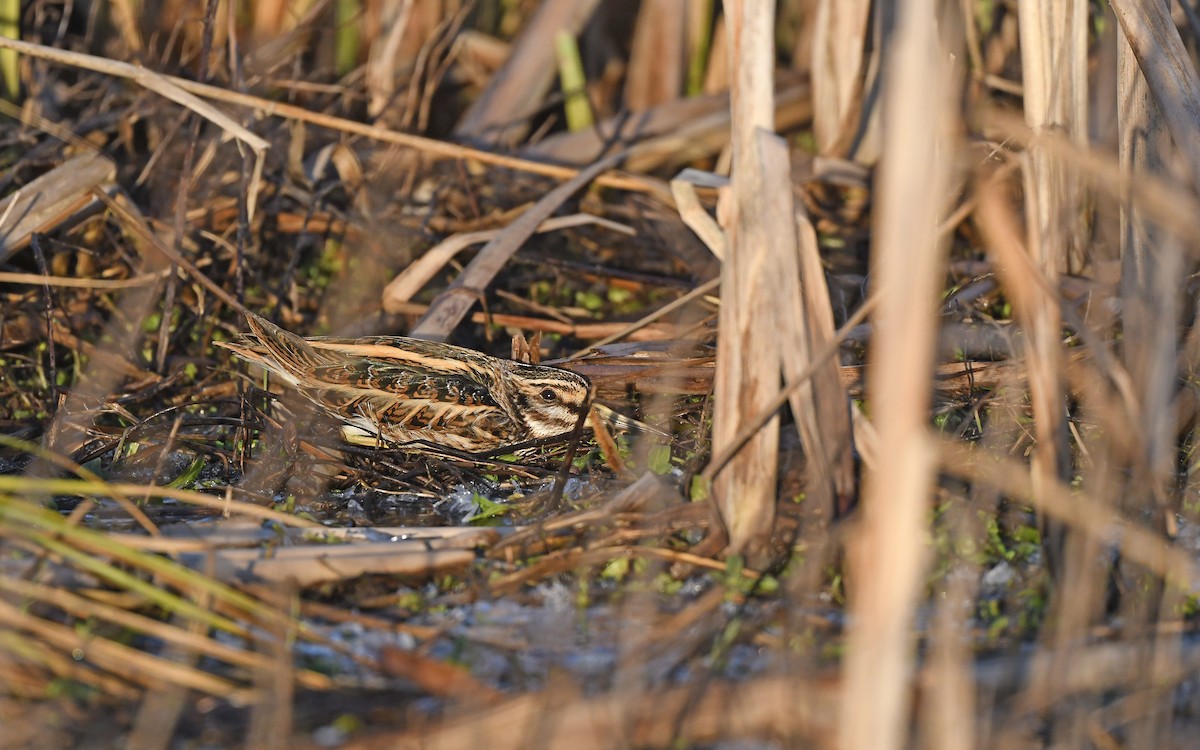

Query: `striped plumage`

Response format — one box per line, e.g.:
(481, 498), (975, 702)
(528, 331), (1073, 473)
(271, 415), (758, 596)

(219, 312), (592, 453)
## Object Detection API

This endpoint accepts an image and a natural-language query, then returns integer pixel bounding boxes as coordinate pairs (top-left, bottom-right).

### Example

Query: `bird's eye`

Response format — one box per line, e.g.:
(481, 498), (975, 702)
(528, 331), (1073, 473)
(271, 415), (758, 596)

(539, 388), (557, 402)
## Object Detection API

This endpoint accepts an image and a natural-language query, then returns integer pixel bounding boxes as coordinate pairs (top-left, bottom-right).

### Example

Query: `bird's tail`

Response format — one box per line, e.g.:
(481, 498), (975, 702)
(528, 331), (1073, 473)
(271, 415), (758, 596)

(217, 311), (333, 387)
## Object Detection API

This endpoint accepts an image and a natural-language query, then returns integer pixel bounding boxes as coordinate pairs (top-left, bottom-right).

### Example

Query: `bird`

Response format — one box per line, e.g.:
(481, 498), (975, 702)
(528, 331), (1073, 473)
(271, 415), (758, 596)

(217, 312), (593, 453)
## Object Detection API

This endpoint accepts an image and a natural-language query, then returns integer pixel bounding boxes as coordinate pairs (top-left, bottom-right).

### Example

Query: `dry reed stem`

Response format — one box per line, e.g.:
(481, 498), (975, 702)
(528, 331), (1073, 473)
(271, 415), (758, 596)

(810, 0), (871, 156)
(974, 176), (1071, 580)
(182, 545), (476, 587)
(487, 543), (751, 597)
(919, 556), (978, 750)
(839, 0), (951, 747)
(757, 131), (851, 518)
(365, 0), (416, 118)
(794, 188), (856, 516)
(378, 646), (503, 703)
(380, 213), (633, 311)
(1004, 636), (1200, 713)
(1117, 3), (1181, 530)
(0, 476), (316, 528)
(107, 0), (143, 55)
(0, 269), (171, 289)
(133, 525), (500, 550)
(1018, 0), (1090, 273)
(453, 29), (512, 81)
(129, 651), (192, 750)
(0, 39), (264, 152)
(671, 168), (729, 259)
(702, 14), (729, 94)
(1111, 19), (1186, 745)
(1014, 2), (1085, 606)
(0, 151), (115, 261)
(454, 0), (601, 143)
(322, 674), (837, 750)
(708, 0), (781, 554)
(246, 583), (297, 750)
(625, 0), (688, 109)
(1110, 0), (1200, 188)
(386, 299), (680, 341)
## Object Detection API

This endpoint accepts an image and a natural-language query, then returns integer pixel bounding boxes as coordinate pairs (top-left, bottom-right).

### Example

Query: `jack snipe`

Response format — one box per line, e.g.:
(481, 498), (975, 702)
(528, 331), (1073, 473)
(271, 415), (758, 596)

(219, 312), (592, 453)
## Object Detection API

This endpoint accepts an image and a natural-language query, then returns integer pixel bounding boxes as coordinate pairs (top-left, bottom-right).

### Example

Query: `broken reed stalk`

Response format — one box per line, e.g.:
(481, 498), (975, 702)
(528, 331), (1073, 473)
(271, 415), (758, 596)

(1017, 0), (1090, 274)
(1118, 2), (1183, 513)
(809, 0), (872, 158)
(454, 0), (601, 143)
(1108, 6), (1189, 740)
(791, 188), (857, 518)
(1110, 0), (1200, 186)
(1014, 0), (1081, 582)
(838, 0), (954, 747)
(707, 0), (782, 554)
(624, 0), (687, 110)
(750, 132), (822, 502)
(1113, 0), (1200, 556)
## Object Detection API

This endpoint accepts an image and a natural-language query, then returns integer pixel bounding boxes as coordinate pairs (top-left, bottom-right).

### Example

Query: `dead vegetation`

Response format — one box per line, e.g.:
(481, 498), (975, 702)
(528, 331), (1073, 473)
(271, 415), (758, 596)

(2, 1), (1200, 748)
